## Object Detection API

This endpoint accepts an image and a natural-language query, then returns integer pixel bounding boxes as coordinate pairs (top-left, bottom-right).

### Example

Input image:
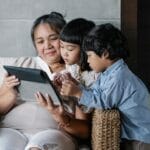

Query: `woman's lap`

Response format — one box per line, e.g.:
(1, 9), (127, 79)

(0, 128), (28, 150)
(25, 129), (76, 150)
(0, 128), (76, 150)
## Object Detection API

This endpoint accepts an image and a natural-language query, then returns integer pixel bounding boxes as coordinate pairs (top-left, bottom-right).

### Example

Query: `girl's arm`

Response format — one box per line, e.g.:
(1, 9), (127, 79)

(0, 74), (19, 115)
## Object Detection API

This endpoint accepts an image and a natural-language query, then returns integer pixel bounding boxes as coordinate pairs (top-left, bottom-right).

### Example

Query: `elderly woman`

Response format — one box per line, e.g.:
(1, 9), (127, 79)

(0, 12), (94, 150)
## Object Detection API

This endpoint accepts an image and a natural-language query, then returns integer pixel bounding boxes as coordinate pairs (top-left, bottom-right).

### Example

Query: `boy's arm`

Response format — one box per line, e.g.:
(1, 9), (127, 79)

(61, 79), (119, 109)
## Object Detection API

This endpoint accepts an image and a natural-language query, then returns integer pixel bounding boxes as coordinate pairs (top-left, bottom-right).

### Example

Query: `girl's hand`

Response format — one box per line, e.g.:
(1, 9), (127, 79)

(60, 80), (82, 99)
(53, 73), (63, 91)
(53, 72), (79, 92)
(35, 92), (71, 127)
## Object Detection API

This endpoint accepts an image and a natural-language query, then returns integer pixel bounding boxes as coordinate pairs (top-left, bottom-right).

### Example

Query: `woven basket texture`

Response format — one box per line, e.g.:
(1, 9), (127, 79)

(92, 109), (120, 150)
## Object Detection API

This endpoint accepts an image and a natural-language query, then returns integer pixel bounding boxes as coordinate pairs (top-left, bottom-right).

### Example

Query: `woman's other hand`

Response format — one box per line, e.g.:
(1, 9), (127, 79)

(0, 74), (20, 114)
(0, 74), (20, 95)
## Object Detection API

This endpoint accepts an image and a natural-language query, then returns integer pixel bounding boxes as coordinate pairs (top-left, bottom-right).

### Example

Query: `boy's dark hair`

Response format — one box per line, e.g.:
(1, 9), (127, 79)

(31, 11), (66, 46)
(83, 23), (129, 60)
(60, 18), (95, 71)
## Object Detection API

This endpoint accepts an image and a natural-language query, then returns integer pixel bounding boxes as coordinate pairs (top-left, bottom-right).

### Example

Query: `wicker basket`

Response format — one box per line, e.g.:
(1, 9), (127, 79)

(91, 109), (120, 150)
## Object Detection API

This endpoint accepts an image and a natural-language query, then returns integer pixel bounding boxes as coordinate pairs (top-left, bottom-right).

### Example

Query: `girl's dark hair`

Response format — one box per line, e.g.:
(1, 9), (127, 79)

(60, 18), (95, 71)
(31, 11), (66, 46)
(83, 23), (129, 60)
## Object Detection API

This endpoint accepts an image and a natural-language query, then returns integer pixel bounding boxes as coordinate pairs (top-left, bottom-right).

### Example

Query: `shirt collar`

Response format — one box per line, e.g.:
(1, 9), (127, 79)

(102, 59), (125, 76)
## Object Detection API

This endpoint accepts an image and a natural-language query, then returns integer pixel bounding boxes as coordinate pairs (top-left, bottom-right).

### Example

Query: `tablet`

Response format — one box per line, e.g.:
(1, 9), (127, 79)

(3, 65), (62, 105)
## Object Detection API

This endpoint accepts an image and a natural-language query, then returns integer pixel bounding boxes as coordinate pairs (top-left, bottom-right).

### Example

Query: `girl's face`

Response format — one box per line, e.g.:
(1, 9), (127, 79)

(60, 40), (80, 65)
(34, 23), (61, 65)
(86, 51), (108, 73)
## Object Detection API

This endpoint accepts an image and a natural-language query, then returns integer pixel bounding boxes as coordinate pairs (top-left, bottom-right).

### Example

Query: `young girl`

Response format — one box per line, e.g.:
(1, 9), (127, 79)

(59, 18), (97, 87)
(60, 23), (150, 150)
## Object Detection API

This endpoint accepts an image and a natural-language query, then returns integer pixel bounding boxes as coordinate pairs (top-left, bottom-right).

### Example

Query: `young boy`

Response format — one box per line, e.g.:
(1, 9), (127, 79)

(60, 23), (150, 150)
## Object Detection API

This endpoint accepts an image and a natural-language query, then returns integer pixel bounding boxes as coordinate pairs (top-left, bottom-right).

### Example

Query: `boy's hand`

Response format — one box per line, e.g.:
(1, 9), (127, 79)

(60, 80), (82, 99)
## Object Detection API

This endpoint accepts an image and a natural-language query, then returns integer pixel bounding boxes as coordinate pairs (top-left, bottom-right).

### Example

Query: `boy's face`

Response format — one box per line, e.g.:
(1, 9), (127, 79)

(60, 40), (80, 65)
(86, 51), (108, 73)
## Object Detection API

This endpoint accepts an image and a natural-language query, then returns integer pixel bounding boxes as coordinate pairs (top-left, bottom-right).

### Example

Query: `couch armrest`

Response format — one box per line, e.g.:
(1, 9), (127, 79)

(91, 109), (120, 150)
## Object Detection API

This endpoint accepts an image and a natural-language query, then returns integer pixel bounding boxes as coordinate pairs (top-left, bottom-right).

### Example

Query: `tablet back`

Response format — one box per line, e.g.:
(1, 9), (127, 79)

(3, 65), (62, 105)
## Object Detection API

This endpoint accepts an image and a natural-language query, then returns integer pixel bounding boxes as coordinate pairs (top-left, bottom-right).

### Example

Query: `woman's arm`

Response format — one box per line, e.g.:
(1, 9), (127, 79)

(35, 92), (91, 139)
(0, 74), (19, 115)
(60, 105), (91, 139)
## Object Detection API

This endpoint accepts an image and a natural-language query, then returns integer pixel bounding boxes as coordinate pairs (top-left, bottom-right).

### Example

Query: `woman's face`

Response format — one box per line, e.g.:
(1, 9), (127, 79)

(34, 23), (61, 65)
(60, 40), (80, 65)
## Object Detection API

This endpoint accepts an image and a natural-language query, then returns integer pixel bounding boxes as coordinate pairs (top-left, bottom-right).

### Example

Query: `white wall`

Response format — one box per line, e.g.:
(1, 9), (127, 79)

(0, 0), (120, 57)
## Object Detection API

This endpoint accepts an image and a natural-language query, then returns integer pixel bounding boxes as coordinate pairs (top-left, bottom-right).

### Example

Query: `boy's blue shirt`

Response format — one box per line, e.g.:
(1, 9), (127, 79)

(79, 59), (150, 143)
